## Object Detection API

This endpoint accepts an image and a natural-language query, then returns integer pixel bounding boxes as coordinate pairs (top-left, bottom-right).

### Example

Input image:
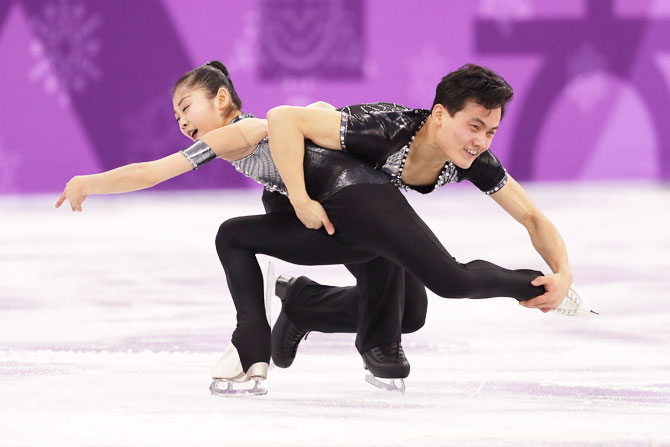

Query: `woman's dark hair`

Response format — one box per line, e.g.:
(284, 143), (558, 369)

(432, 63), (513, 119)
(173, 60), (243, 110)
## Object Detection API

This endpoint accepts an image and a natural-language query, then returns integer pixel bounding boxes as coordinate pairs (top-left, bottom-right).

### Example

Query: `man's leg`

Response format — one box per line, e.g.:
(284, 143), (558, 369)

(320, 183), (545, 354)
(272, 258), (428, 368)
(399, 272), (428, 334)
(262, 188), (412, 375)
(277, 267), (427, 335)
(263, 189), (426, 341)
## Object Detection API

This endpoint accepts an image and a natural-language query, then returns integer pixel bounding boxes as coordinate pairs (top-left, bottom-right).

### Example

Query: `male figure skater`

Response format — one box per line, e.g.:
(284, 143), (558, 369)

(263, 64), (592, 389)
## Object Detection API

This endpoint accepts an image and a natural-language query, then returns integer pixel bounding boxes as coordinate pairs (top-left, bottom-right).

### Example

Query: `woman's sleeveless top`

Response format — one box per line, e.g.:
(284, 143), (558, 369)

(230, 114), (389, 201)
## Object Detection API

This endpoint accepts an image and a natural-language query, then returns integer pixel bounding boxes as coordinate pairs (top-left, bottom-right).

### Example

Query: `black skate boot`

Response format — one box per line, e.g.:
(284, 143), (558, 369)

(271, 275), (311, 368)
(362, 341), (410, 393)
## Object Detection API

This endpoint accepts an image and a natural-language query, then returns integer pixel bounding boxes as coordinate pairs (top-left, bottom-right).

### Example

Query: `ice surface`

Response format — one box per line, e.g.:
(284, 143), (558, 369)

(1, 183), (669, 446)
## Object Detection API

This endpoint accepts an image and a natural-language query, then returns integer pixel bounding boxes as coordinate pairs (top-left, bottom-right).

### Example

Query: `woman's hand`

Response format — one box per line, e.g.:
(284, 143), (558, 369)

(55, 176), (88, 212)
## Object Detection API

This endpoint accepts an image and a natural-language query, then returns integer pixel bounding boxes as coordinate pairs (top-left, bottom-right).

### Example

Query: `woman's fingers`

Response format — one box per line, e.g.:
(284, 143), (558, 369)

(55, 191), (67, 208)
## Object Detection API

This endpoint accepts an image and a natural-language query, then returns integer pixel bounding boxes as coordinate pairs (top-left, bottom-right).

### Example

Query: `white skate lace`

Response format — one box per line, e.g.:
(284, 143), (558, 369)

(552, 288), (581, 316)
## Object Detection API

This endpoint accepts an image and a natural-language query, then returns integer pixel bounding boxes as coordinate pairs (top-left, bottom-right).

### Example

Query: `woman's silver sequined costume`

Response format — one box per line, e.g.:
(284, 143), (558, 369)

(228, 114), (388, 201)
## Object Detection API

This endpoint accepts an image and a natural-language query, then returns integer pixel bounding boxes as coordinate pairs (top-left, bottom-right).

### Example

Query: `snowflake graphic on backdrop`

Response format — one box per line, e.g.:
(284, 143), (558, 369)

(565, 44), (609, 112)
(478, 0), (534, 36)
(28, 0), (102, 108)
(407, 45), (450, 107)
(0, 137), (21, 193)
(121, 92), (181, 164)
(260, 0), (363, 79)
(228, 10), (259, 75)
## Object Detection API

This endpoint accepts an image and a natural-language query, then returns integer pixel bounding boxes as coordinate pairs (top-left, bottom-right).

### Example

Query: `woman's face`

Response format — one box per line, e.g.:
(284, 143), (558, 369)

(172, 85), (227, 141)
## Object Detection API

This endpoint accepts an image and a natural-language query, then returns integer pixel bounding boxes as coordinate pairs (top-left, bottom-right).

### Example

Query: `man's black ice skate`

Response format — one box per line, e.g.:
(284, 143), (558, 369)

(362, 341), (410, 393)
(271, 275), (311, 368)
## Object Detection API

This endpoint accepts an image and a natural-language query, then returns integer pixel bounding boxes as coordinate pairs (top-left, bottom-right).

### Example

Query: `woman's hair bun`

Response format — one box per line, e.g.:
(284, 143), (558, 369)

(205, 60), (230, 79)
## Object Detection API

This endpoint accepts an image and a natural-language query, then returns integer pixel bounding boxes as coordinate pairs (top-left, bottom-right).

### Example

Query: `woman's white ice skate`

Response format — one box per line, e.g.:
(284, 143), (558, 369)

(552, 286), (599, 316)
(209, 344), (269, 396)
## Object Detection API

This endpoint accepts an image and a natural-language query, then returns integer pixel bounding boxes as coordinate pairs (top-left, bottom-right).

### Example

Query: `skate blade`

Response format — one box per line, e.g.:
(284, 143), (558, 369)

(209, 378), (268, 397)
(365, 374), (406, 394)
(264, 261), (276, 325)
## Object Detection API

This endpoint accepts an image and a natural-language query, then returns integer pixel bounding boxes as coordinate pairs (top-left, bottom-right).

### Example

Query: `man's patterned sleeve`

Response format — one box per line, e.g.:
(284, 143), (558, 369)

(458, 150), (508, 195)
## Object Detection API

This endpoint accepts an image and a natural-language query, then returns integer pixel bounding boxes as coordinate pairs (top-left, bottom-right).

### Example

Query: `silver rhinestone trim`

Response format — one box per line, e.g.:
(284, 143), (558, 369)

(388, 117), (427, 189)
(484, 171), (509, 195)
(339, 111), (349, 151)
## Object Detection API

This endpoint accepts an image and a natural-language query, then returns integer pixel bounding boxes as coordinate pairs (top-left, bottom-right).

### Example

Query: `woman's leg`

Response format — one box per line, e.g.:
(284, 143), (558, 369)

(214, 212), (377, 370)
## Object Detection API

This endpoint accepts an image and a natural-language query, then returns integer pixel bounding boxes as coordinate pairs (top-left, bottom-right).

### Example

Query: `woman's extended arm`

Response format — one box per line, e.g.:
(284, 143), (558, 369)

(56, 118), (267, 211)
(55, 153), (193, 211)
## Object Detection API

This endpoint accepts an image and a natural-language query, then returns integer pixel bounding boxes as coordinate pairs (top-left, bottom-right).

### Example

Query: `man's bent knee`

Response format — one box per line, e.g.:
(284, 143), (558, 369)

(401, 314), (426, 334)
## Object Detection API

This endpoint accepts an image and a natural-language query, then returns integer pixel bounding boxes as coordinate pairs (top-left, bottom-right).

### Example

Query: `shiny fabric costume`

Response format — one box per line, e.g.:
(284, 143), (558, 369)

(208, 103), (545, 371)
(224, 103), (508, 199)
(339, 103), (507, 195)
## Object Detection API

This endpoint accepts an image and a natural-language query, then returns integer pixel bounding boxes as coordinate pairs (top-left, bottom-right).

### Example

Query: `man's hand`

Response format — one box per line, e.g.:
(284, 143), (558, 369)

(290, 196), (335, 235)
(55, 176), (88, 212)
(520, 272), (572, 313)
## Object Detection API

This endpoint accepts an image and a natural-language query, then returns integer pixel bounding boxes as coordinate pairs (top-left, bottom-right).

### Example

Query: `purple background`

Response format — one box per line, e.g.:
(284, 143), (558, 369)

(1, 0), (669, 193)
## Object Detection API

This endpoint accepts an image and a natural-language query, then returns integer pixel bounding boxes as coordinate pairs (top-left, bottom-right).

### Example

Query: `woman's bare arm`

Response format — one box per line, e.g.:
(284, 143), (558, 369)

(55, 118), (267, 211)
(201, 118), (267, 161)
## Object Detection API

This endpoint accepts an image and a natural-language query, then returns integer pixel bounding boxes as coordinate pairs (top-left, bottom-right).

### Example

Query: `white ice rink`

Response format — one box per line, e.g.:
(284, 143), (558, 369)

(1, 183), (669, 446)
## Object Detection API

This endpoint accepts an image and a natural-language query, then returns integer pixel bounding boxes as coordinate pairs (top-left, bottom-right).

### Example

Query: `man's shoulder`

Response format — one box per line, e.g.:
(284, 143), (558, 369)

(340, 102), (426, 115)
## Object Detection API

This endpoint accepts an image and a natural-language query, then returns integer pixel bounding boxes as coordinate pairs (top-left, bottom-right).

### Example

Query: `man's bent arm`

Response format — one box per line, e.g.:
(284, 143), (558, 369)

(266, 106), (342, 232)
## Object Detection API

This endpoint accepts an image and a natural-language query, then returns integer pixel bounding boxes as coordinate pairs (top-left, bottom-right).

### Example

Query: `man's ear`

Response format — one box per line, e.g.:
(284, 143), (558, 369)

(432, 103), (447, 123)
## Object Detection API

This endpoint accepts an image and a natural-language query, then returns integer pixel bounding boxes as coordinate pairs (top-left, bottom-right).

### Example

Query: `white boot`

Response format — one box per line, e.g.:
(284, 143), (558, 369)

(210, 344), (269, 396)
(552, 286), (598, 316)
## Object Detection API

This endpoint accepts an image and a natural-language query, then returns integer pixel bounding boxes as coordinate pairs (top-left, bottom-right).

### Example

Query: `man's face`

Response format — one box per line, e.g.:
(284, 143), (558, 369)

(435, 100), (501, 169)
(172, 86), (225, 141)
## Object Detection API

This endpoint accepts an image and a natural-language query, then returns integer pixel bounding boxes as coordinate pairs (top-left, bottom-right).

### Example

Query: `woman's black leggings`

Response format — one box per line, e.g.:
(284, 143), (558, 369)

(215, 183), (544, 370)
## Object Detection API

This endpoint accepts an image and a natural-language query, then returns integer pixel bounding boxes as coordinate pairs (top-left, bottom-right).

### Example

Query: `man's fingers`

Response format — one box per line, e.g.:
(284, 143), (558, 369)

(321, 213), (335, 235)
(55, 192), (66, 208)
(531, 276), (547, 287)
(520, 295), (551, 309)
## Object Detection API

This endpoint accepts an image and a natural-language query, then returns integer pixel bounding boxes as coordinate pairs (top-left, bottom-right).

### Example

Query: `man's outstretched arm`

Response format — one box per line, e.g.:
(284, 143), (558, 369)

(490, 175), (573, 312)
(266, 105), (343, 234)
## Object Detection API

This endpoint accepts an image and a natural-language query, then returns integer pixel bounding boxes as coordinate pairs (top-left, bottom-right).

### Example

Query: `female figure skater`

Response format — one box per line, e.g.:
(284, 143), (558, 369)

(56, 61), (412, 394)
